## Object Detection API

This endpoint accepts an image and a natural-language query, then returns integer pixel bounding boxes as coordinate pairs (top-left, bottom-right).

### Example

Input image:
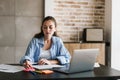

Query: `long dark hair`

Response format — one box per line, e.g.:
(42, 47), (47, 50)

(34, 16), (58, 38)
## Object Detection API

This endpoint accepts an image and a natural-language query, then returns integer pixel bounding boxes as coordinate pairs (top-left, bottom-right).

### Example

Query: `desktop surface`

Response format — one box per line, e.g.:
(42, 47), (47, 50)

(0, 65), (120, 80)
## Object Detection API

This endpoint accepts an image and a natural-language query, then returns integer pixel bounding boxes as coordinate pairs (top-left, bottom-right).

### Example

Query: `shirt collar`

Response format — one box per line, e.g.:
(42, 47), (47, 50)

(38, 36), (57, 45)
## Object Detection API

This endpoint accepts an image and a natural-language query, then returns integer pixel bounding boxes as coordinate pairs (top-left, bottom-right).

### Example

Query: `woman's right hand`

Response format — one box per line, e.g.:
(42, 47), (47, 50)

(23, 60), (33, 69)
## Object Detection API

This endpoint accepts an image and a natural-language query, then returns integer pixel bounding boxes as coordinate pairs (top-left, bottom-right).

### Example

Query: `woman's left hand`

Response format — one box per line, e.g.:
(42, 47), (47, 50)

(38, 58), (51, 65)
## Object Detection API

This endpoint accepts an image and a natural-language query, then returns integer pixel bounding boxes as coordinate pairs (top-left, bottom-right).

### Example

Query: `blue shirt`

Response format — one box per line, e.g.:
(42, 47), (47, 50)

(20, 36), (71, 65)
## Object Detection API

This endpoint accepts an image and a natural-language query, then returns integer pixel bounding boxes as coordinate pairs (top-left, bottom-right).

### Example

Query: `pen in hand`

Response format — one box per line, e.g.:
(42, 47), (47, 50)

(23, 60), (33, 69)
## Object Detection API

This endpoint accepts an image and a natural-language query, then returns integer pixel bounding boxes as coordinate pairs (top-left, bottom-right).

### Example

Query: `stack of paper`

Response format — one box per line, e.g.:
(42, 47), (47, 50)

(0, 64), (24, 73)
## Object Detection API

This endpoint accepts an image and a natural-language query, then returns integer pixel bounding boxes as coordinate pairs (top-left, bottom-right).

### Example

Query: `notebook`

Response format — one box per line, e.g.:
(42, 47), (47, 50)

(53, 48), (99, 74)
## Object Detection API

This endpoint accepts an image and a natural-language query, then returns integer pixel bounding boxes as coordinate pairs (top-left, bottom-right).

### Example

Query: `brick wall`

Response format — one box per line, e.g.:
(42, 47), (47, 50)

(45, 0), (105, 42)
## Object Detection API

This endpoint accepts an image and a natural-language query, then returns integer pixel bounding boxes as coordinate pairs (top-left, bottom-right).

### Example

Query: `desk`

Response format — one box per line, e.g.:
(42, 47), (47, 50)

(0, 65), (120, 80)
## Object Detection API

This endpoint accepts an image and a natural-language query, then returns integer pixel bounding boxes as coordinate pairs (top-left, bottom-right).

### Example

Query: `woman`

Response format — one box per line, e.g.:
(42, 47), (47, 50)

(20, 16), (71, 68)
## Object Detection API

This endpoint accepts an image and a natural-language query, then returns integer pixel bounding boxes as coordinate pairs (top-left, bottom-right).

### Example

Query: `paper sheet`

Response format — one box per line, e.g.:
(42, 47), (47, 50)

(94, 62), (100, 67)
(32, 65), (64, 70)
(0, 64), (24, 73)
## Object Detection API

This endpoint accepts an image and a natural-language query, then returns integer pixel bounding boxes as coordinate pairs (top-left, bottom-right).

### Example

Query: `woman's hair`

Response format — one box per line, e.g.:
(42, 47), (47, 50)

(34, 16), (58, 38)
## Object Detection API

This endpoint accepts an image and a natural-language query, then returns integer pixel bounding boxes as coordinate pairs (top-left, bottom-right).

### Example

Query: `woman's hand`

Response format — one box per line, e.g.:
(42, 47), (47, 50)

(38, 58), (59, 65)
(23, 60), (33, 69)
(38, 59), (51, 65)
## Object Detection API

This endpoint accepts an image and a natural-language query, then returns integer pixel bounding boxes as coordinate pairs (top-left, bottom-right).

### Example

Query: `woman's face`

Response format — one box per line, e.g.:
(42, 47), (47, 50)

(42, 20), (56, 38)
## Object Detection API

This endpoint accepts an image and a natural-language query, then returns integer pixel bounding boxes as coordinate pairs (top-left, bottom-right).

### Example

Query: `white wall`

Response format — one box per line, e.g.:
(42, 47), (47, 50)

(111, 0), (120, 70)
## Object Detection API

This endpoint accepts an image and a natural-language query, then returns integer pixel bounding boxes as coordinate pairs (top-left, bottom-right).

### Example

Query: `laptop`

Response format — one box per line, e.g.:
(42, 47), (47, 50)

(53, 48), (99, 74)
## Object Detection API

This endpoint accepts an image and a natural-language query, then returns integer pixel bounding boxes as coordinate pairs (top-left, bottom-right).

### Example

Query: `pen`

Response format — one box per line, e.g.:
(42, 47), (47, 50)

(29, 71), (36, 76)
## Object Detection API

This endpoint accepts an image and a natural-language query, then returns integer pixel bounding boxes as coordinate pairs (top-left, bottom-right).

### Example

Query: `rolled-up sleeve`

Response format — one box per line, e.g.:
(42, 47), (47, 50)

(56, 38), (71, 64)
(20, 39), (35, 65)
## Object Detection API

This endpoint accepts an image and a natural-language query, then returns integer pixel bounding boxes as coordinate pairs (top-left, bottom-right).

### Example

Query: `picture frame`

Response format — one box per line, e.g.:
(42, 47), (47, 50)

(82, 28), (104, 42)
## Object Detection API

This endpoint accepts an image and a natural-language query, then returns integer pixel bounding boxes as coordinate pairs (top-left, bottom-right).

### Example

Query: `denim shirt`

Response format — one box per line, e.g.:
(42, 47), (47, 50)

(20, 36), (71, 65)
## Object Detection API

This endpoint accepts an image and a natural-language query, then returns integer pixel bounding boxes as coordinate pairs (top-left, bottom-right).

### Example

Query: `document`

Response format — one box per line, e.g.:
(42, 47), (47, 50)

(0, 64), (24, 73)
(32, 65), (64, 70)
(94, 62), (100, 67)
